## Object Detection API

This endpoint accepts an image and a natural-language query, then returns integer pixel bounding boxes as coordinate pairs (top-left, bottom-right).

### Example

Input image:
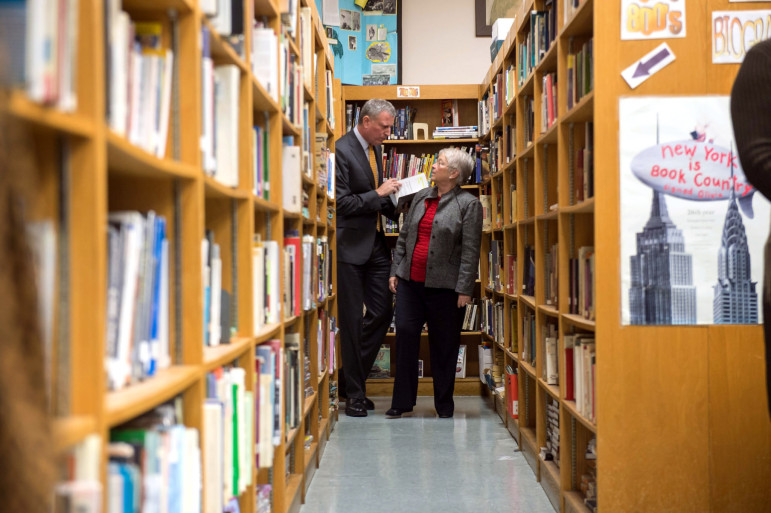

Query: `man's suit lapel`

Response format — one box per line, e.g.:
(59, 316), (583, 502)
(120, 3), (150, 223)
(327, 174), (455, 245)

(346, 131), (376, 189)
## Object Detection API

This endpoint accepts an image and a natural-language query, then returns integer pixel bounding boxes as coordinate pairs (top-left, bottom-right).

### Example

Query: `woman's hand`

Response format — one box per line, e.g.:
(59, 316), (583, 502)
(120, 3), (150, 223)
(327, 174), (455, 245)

(457, 294), (471, 308)
(389, 276), (399, 294)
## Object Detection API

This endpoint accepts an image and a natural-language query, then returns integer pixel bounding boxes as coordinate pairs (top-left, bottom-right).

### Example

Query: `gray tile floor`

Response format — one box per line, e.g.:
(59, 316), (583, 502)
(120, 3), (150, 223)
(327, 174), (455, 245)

(301, 396), (555, 513)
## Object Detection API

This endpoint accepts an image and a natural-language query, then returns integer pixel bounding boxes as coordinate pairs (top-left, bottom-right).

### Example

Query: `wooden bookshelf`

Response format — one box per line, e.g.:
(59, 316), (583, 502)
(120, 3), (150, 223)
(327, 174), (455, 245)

(342, 83), (485, 398)
(478, 1), (771, 512)
(8, 0), (340, 512)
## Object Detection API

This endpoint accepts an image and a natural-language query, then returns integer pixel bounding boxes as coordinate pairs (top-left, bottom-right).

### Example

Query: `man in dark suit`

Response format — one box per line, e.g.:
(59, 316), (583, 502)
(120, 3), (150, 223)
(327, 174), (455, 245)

(336, 99), (401, 417)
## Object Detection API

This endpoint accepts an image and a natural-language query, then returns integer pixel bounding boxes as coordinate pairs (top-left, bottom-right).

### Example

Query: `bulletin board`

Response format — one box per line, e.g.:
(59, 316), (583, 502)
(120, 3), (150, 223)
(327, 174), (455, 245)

(316, 0), (401, 86)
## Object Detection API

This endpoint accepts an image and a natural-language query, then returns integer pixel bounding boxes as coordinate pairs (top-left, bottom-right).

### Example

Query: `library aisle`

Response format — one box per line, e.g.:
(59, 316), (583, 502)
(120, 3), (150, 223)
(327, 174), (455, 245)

(301, 397), (554, 513)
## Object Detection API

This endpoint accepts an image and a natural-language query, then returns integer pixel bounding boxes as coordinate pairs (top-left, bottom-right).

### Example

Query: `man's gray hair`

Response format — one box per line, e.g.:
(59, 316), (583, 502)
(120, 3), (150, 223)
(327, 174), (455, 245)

(358, 99), (396, 123)
(440, 147), (475, 186)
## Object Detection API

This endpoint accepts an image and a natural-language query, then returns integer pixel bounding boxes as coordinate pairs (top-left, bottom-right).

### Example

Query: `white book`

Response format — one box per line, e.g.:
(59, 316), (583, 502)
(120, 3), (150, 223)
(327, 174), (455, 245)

(282, 145), (302, 212)
(108, 6), (129, 135)
(264, 241), (280, 324)
(545, 336), (558, 385)
(182, 428), (201, 513)
(155, 49), (174, 158)
(203, 400), (224, 513)
(200, 0), (218, 16)
(214, 65), (240, 187)
(252, 27), (278, 102)
(302, 235), (314, 311)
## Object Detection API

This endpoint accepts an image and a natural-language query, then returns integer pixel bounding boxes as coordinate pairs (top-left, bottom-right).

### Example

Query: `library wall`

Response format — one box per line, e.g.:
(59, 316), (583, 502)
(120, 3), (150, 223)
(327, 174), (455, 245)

(402, 0), (492, 85)
(595, 1), (771, 511)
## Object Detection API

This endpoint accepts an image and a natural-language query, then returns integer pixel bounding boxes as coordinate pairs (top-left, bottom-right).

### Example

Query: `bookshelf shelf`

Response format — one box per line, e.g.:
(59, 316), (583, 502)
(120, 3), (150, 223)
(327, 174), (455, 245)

(53, 415), (98, 453)
(281, 112), (302, 137)
(519, 141), (536, 160)
(562, 313), (596, 332)
(251, 77), (280, 113)
(520, 360), (536, 378)
(519, 71), (536, 98)
(122, 0), (194, 12)
(303, 393), (318, 417)
(284, 314), (300, 325)
(105, 365), (200, 427)
(537, 42), (559, 74)
(536, 210), (559, 221)
(6, 91), (94, 138)
(205, 19), (249, 73)
(562, 399), (597, 434)
(539, 378), (560, 401)
(252, 195), (280, 213)
(504, 97), (517, 117)
(539, 304), (559, 318)
(303, 81), (314, 102)
(254, 322), (282, 344)
(303, 441), (318, 470)
(204, 176), (250, 200)
(561, 197), (595, 214)
(284, 474), (303, 511)
(562, 92), (594, 125)
(106, 132), (198, 180)
(286, 425), (300, 448)
(254, 0), (279, 17)
(520, 294), (536, 309)
(541, 460), (561, 511)
(317, 368), (328, 385)
(536, 121), (559, 145)
(203, 337), (254, 371)
(564, 490), (592, 513)
(560, 0), (594, 38)
(286, 36), (301, 59)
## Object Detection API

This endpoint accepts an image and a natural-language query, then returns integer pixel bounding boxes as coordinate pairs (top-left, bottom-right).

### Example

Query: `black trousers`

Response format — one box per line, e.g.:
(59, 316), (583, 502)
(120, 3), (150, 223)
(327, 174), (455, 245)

(337, 235), (393, 400)
(390, 279), (464, 415)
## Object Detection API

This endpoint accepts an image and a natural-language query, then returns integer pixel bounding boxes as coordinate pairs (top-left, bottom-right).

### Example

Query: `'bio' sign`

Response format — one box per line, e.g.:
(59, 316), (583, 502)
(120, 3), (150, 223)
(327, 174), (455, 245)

(621, 0), (686, 40)
(630, 140), (757, 217)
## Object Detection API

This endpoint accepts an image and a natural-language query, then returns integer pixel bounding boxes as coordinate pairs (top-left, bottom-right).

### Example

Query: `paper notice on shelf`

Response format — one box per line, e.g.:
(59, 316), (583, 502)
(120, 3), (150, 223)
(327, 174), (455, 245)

(390, 174), (429, 210)
(322, 0), (340, 26)
(621, 42), (675, 89)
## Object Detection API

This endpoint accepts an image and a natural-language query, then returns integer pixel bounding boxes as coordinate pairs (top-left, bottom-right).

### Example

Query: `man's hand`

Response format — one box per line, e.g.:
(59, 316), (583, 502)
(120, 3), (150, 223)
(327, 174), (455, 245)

(377, 178), (401, 197)
(389, 276), (398, 294)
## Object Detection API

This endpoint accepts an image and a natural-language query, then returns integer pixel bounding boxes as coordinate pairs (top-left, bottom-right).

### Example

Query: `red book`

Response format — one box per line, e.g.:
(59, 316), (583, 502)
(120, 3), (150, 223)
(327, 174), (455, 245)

(507, 371), (519, 419)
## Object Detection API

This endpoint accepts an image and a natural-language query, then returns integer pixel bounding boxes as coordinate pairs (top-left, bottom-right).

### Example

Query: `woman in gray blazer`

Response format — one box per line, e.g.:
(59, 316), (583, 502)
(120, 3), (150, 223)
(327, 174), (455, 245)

(386, 147), (483, 418)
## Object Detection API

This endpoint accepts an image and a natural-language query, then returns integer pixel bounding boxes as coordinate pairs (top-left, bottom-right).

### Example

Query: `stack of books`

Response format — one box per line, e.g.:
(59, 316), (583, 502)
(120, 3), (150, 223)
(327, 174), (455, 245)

(432, 126), (478, 139)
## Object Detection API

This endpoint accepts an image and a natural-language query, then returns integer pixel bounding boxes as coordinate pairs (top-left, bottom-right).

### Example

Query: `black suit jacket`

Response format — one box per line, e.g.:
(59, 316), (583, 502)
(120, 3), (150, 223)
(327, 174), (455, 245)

(335, 130), (397, 265)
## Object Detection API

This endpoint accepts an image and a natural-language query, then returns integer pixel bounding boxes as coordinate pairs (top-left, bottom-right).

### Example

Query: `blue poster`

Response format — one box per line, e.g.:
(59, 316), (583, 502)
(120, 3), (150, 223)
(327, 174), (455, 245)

(316, 0), (399, 85)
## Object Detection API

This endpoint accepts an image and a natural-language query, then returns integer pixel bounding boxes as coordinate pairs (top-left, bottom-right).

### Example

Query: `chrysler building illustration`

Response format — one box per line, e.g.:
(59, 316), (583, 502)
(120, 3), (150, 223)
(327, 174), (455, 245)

(713, 151), (758, 324)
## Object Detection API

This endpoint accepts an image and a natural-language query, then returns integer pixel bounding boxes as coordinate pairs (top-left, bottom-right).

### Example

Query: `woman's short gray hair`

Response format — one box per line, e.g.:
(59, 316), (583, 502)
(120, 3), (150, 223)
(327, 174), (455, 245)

(440, 147), (475, 186)
(358, 99), (397, 123)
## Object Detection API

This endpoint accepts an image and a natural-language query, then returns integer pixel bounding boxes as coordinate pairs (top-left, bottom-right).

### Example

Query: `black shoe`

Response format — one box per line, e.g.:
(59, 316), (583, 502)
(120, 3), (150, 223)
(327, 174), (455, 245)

(345, 398), (368, 417)
(437, 412), (453, 418)
(385, 407), (414, 419)
(364, 397), (375, 410)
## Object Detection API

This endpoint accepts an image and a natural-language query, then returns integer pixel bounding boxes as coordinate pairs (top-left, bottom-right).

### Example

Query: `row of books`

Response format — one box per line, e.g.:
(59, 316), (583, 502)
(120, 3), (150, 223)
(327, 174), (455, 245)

(541, 396), (560, 465)
(368, 344), (472, 379)
(285, 333), (304, 429)
(565, 334), (596, 422)
(202, 230), (233, 347)
(574, 121), (595, 202)
(567, 38), (594, 111)
(480, 298), (505, 345)
(204, 366), (252, 511)
(109, 403), (201, 513)
(541, 72), (558, 133)
(254, 340), (283, 469)
(1, 0), (79, 110)
(521, 309), (536, 367)
(431, 126), (479, 139)
(541, 322), (559, 385)
(107, 12), (174, 158)
(106, 211), (170, 391)
(280, 34), (304, 127)
(569, 246), (595, 320)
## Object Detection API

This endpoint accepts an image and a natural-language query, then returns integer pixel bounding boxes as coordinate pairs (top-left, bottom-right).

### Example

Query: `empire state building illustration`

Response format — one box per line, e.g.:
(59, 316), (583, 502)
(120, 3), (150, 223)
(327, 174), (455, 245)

(713, 165), (758, 324)
(629, 123), (697, 325)
(629, 189), (697, 324)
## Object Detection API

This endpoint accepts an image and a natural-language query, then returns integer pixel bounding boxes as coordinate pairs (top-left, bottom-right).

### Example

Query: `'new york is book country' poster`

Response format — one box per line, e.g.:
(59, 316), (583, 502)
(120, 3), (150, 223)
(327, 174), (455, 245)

(619, 96), (770, 326)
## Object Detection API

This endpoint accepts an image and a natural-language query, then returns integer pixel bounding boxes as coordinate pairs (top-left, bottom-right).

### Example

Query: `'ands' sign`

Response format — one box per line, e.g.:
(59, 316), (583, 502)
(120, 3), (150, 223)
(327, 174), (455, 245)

(630, 140), (757, 218)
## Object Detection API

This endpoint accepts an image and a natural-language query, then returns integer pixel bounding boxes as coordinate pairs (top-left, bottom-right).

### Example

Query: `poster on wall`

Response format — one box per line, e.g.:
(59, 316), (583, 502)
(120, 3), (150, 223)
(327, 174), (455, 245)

(712, 10), (771, 64)
(621, 0), (686, 40)
(619, 96), (769, 326)
(318, 0), (399, 85)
